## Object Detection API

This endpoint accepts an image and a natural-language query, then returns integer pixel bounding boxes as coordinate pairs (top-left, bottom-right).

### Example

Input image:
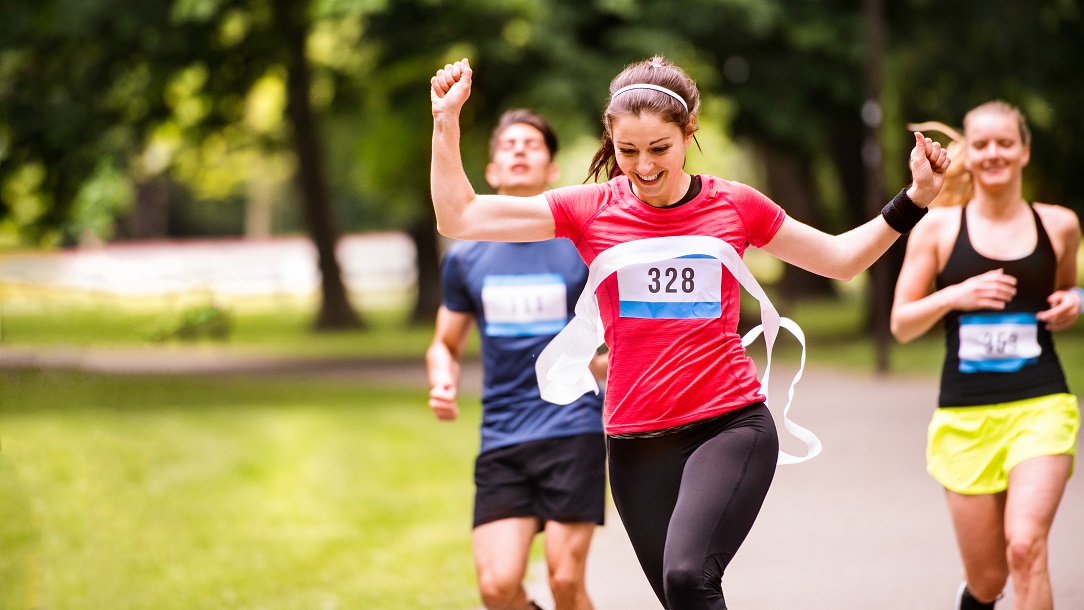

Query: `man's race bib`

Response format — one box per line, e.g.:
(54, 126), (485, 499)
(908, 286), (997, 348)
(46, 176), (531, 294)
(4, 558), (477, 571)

(481, 273), (568, 337)
(958, 312), (1041, 373)
(616, 254), (722, 319)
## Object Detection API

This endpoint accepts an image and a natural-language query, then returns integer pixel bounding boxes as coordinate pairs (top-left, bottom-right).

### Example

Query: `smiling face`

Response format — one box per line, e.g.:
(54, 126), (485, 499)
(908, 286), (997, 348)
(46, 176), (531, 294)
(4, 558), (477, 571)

(611, 113), (694, 207)
(485, 123), (559, 197)
(964, 110), (1030, 195)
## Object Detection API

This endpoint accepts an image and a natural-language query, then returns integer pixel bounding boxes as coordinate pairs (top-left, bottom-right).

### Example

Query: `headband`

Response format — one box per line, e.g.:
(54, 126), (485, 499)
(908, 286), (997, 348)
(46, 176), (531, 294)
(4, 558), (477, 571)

(610, 84), (689, 111)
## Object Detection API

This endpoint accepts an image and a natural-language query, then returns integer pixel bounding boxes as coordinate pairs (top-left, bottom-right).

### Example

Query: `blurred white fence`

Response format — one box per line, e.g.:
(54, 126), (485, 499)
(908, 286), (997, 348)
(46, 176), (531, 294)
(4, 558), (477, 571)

(0, 232), (417, 306)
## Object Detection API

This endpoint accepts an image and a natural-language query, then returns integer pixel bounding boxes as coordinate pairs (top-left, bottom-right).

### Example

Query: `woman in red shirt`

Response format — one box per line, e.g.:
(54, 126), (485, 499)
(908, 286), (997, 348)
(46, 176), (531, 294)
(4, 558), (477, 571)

(430, 56), (948, 608)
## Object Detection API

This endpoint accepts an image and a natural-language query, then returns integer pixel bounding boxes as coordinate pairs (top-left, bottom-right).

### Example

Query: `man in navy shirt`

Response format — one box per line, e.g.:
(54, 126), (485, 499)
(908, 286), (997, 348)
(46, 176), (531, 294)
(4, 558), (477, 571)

(427, 109), (606, 610)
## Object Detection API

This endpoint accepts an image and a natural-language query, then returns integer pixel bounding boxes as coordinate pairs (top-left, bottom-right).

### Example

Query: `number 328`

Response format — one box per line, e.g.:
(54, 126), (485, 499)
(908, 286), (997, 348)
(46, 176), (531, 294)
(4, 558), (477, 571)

(647, 267), (695, 294)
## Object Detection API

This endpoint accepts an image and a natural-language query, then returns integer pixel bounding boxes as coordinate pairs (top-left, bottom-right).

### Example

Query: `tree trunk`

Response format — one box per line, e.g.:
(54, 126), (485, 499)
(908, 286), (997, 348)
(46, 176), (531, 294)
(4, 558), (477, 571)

(864, 0), (891, 371)
(123, 177), (171, 240)
(829, 121), (868, 229)
(271, 0), (360, 330)
(245, 157), (276, 239)
(758, 144), (837, 301)
(409, 212), (443, 325)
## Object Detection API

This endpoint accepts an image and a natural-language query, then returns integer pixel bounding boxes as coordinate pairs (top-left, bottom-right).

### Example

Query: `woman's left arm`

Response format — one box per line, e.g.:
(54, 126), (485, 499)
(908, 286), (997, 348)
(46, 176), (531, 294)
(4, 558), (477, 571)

(761, 132), (949, 280)
(1036, 205), (1082, 330)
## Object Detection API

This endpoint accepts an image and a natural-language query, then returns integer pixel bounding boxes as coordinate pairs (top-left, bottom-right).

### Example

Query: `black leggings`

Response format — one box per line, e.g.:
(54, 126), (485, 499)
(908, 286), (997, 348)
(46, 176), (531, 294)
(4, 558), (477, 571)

(607, 403), (778, 610)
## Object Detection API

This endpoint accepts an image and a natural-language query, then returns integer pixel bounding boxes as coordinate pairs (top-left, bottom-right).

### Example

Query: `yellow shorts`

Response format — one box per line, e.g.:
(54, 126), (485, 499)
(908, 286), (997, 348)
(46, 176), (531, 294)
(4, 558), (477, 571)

(927, 393), (1079, 495)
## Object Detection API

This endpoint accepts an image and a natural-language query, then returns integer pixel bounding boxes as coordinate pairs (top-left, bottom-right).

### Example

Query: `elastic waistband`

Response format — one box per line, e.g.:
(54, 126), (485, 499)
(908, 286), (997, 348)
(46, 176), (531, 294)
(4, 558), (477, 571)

(939, 392), (1077, 411)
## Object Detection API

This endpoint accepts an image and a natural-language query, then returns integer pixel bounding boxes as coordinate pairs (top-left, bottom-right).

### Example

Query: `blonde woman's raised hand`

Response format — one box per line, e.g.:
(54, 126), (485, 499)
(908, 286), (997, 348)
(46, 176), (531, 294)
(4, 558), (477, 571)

(907, 131), (951, 207)
(431, 59), (472, 118)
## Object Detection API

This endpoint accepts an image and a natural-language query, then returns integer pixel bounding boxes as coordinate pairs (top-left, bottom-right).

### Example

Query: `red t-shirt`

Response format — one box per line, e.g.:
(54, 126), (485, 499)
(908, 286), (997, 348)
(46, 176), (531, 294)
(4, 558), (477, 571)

(545, 175), (786, 434)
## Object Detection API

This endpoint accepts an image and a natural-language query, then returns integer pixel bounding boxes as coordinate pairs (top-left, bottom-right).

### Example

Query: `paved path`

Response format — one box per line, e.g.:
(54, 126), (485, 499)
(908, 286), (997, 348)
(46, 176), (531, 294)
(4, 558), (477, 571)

(526, 367), (1084, 610)
(5, 347), (1082, 609)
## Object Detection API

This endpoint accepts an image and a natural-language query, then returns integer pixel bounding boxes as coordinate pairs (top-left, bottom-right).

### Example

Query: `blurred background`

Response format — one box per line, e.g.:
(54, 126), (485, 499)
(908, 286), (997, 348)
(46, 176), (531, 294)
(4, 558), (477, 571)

(1, 1), (1083, 609)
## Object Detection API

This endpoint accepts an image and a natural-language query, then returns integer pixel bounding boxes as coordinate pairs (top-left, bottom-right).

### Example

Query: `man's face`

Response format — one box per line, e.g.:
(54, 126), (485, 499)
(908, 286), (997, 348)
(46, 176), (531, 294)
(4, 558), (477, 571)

(485, 123), (559, 196)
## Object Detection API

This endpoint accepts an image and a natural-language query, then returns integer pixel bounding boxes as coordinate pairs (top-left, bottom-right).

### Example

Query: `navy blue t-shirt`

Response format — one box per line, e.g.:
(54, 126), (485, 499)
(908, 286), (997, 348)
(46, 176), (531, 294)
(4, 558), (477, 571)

(441, 239), (604, 454)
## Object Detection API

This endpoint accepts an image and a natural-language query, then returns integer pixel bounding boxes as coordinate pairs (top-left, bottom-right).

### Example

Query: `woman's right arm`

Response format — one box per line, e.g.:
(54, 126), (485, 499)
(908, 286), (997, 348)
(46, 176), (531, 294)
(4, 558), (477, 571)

(889, 213), (1017, 343)
(431, 59), (556, 242)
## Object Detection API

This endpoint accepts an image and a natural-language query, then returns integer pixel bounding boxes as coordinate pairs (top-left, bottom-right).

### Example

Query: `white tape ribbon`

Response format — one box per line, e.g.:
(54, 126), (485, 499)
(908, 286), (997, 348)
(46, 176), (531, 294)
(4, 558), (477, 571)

(536, 235), (821, 465)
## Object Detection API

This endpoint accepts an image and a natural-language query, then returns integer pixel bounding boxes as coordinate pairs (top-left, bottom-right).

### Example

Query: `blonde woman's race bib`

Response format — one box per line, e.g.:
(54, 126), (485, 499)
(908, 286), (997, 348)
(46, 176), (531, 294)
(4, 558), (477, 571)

(958, 312), (1041, 373)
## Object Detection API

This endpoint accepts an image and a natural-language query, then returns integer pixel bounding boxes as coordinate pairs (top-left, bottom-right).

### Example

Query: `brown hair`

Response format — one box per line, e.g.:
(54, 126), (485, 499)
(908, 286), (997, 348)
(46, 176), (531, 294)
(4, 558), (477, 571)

(908, 101), (1031, 207)
(586, 56), (701, 182)
(488, 109), (559, 160)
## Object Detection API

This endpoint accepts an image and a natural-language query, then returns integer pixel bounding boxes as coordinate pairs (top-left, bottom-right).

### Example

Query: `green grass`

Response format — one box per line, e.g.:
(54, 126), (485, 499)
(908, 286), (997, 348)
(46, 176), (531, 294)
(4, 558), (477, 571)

(5, 289), (1079, 381)
(0, 371), (483, 610)
(0, 300), (455, 360)
(2, 292), (1083, 609)
(0, 290), (483, 361)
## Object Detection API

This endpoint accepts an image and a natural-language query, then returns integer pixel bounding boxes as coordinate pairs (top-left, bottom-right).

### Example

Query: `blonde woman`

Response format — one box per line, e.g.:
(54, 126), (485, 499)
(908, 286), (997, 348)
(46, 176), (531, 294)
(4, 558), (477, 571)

(892, 101), (1082, 610)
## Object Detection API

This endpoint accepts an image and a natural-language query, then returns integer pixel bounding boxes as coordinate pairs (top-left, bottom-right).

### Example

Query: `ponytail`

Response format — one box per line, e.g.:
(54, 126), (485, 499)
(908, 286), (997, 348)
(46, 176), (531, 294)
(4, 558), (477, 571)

(587, 131), (619, 182)
(907, 121), (972, 208)
(584, 56), (700, 184)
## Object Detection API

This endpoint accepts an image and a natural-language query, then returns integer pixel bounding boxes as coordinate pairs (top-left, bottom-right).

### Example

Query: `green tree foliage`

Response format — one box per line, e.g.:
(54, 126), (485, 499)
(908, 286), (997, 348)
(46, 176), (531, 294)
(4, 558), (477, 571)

(0, 0), (223, 245)
(3, 0), (1082, 331)
(635, 0), (871, 301)
(891, 0), (1084, 212)
(0, 0), (362, 328)
(326, 0), (650, 321)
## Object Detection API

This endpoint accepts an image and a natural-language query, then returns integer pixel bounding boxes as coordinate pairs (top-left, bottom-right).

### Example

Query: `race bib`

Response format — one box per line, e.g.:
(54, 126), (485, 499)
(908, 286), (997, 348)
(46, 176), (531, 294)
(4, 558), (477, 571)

(481, 273), (568, 337)
(616, 254), (722, 319)
(958, 312), (1041, 373)
(536, 235), (821, 465)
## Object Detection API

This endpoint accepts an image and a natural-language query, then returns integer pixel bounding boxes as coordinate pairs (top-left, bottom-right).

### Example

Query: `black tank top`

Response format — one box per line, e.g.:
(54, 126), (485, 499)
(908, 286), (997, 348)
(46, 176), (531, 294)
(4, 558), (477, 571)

(935, 205), (1068, 407)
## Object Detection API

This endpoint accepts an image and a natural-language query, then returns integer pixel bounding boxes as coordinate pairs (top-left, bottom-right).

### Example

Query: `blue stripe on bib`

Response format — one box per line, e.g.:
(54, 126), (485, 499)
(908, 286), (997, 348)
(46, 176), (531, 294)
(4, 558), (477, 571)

(619, 301), (722, 319)
(482, 272), (568, 337)
(616, 254), (722, 320)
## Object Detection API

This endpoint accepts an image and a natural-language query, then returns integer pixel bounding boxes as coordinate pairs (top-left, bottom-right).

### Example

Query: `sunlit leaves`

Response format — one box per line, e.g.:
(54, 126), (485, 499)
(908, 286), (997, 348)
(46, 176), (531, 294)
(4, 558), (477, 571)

(502, 19), (531, 48)
(245, 72), (288, 134)
(67, 161), (135, 242)
(217, 9), (253, 48)
(2, 164), (50, 227)
(307, 15), (364, 69)
(107, 62), (154, 123)
(171, 0), (230, 23)
(166, 64), (213, 127)
(0, 162), (59, 247)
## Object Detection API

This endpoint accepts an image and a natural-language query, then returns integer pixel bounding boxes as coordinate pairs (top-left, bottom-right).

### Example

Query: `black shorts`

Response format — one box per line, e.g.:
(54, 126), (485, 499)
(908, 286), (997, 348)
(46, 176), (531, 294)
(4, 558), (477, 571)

(473, 433), (607, 529)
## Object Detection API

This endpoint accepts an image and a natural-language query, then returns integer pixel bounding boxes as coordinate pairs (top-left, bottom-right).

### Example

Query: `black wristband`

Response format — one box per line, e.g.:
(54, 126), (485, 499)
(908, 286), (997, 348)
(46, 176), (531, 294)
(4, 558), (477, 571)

(881, 188), (928, 234)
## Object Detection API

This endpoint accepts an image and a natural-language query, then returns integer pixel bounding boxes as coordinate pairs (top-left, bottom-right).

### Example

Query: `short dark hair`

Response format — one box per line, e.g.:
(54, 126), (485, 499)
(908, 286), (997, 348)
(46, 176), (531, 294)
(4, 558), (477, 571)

(488, 109), (559, 160)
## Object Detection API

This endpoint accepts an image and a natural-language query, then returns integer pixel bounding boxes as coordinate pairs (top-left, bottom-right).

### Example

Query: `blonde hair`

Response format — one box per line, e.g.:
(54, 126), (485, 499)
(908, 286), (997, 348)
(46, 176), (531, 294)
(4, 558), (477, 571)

(907, 121), (971, 207)
(909, 101), (1032, 208)
(964, 100), (1031, 147)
